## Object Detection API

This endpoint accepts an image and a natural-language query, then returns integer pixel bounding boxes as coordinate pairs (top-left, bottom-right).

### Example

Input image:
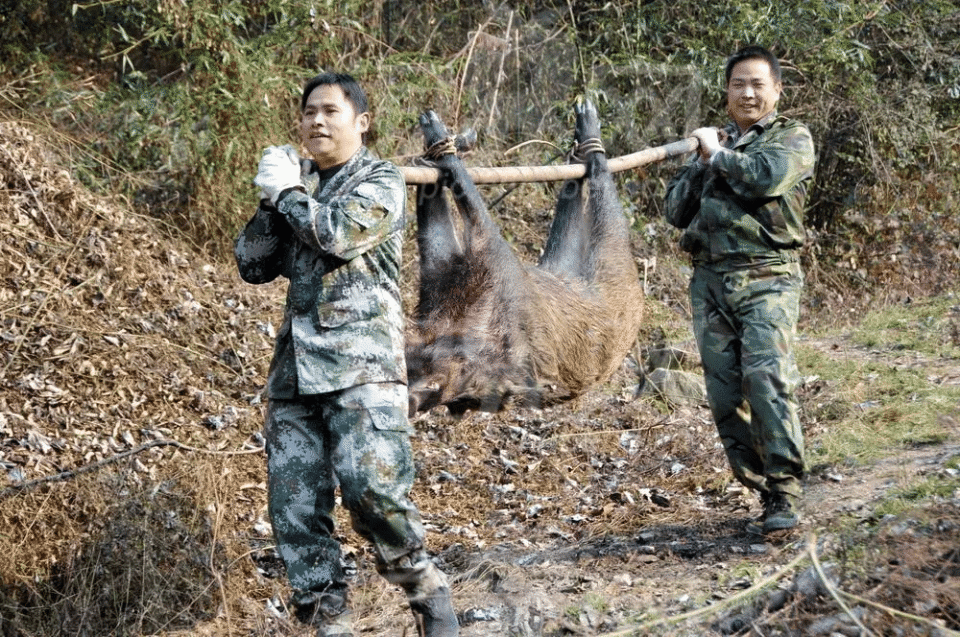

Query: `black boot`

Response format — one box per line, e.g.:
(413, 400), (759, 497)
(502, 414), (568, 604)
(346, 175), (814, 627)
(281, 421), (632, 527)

(380, 549), (459, 636)
(762, 491), (800, 532)
(409, 586), (459, 637)
(292, 588), (353, 637)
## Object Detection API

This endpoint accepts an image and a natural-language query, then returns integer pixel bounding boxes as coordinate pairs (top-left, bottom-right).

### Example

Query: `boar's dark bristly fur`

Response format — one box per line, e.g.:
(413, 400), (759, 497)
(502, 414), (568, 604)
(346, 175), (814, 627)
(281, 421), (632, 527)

(406, 101), (644, 415)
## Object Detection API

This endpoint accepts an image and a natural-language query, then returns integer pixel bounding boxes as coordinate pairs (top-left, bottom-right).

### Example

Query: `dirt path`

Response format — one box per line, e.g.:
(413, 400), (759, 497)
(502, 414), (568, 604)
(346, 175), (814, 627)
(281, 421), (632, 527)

(405, 335), (960, 637)
(435, 444), (959, 636)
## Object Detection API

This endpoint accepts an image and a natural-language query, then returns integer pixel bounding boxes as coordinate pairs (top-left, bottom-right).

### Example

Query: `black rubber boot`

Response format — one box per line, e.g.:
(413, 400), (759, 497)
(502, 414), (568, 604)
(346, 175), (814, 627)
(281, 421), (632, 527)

(379, 549), (459, 636)
(409, 586), (459, 637)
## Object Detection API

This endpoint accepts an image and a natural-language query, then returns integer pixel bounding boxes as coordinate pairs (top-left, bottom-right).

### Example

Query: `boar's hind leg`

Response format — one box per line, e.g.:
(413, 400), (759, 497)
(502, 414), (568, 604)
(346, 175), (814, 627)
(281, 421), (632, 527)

(578, 99), (635, 282)
(538, 177), (589, 278)
(538, 99), (609, 280)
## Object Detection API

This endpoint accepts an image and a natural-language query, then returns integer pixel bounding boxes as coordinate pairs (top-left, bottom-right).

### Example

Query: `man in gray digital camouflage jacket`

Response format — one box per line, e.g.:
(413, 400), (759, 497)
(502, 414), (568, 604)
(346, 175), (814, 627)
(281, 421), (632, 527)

(664, 46), (816, 534)
(235, 72), (458, 637)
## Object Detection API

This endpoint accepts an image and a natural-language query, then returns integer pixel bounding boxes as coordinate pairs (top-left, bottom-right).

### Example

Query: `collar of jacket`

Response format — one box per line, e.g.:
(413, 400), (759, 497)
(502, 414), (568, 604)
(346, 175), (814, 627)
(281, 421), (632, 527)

(725, 111), (790, 150)
(301, 146), (375, 200)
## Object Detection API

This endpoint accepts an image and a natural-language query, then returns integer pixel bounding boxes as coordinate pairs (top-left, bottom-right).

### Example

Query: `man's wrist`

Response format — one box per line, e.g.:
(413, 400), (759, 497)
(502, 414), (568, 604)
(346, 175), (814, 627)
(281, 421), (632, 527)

(275, 184), (307, 205)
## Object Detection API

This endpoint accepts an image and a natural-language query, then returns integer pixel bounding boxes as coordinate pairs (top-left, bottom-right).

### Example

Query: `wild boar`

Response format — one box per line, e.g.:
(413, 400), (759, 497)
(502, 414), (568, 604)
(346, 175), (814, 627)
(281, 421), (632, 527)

(406, 100), (644, 414)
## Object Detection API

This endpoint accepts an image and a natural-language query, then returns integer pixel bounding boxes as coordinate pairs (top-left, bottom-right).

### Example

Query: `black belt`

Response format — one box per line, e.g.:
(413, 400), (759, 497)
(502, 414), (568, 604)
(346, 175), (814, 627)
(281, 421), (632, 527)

(692, 252), (799, 269)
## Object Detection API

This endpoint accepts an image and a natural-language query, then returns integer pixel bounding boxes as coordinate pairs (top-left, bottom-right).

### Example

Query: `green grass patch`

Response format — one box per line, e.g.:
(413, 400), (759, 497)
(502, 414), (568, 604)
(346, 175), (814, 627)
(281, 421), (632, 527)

(798, 298), (960, 469)
(848, 296), (960, 358)
(872, 473), (960, 518)
(805, 375), (958, 467)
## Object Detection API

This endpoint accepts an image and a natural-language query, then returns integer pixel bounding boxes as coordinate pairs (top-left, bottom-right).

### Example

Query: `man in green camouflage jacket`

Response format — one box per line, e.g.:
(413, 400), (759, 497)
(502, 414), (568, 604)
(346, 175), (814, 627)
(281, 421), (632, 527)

(664, 46), (816, 534)
(235, 72), (458, 637)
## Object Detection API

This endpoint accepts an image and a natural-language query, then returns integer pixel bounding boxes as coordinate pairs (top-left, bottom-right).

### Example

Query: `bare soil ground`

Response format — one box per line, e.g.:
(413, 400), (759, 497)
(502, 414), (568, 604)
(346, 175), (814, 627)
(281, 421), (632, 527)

(391, 355), (960, 637)
(1, 116), (959, 637)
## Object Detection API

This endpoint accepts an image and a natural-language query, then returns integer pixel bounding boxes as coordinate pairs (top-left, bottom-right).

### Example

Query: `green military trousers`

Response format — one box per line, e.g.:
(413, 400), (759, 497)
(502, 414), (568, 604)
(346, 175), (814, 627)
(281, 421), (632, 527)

(689, 261), (806, 498)
(265, 381), (431, 608)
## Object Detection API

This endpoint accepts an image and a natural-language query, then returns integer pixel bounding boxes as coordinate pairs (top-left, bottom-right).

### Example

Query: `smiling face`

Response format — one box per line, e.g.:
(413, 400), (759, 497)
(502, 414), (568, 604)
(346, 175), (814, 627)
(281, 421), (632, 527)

(726, 57), (782, 132)
(299, 84), (370, 169)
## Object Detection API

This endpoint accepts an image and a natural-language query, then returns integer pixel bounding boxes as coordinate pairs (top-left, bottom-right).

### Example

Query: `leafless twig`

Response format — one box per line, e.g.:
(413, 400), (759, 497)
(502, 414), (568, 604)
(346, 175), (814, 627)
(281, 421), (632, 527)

(1, 438), (263, 501)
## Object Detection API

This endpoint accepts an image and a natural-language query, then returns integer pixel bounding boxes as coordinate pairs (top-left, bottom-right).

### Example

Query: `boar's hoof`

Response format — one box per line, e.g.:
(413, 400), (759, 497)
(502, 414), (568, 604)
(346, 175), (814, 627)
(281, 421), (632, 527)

(454, 128), (477, 153)
(575, 98), (602, 146)
(419, 110), (451, 150)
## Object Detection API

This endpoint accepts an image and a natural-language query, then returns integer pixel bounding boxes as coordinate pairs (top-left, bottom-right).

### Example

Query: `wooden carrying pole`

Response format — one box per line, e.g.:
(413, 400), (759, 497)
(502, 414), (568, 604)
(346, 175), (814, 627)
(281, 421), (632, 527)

(398, 137), (698, 185)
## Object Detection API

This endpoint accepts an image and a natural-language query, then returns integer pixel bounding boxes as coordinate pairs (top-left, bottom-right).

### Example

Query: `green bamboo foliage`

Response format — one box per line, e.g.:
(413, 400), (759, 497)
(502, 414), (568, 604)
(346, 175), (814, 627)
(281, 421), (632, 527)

(0, 0), (956, 253)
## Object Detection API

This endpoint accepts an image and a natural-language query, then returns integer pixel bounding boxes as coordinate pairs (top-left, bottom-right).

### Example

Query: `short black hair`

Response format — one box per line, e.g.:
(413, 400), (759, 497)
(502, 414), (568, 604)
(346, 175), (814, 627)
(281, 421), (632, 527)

(300, 72), (369, 115)
(724, 45), (782, 84)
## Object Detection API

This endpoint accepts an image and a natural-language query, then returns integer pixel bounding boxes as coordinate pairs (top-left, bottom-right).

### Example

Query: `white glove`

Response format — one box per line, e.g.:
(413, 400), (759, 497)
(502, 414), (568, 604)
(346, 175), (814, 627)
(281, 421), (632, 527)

(691, 127), (723, 162)
(253, 145), (302, 205)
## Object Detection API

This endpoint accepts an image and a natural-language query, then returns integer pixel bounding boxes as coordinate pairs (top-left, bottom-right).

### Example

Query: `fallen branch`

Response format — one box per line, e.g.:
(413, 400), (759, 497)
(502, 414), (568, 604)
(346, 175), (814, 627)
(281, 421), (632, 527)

(808, 533), (960, 636)
(0, 438), (263, 501)
(808, 533), (877, 637)
(600, 532), (960, 637)
(398, 136), (698, 184)
(837, 587), (960, 636)
(602, 543), (809, 636)
(0, 143), (65, 240)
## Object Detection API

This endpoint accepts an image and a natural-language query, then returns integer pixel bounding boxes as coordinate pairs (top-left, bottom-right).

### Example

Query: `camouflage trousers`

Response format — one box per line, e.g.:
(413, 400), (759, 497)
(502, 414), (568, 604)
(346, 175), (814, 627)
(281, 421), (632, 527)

(265, 382), (445, 615)
(689, 261), (806, 498)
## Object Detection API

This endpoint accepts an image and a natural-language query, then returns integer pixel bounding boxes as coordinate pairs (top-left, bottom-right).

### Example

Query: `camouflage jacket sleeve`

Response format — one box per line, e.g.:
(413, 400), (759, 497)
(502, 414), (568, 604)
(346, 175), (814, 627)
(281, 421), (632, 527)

(234, 203), (293, 284)
(711, 118), (815, 201)
(664, 116), (816, 263)
(664, 157), (709, 229)
(275, 157), (406, 264)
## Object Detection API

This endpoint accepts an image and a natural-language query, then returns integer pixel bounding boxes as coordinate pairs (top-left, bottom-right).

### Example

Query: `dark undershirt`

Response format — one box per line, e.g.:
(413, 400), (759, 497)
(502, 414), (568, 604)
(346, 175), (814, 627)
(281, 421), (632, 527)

(314, 162), (345, 182)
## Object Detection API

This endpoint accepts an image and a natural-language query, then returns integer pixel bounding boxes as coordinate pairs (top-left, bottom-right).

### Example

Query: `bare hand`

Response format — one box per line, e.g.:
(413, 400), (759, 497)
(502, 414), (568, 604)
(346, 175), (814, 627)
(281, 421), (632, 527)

(691, 127), (722, 161)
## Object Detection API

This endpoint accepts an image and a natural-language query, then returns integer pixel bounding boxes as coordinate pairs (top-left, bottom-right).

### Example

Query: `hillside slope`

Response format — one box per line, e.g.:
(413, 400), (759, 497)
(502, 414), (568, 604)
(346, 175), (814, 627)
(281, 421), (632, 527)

(1, 116), (959, 637)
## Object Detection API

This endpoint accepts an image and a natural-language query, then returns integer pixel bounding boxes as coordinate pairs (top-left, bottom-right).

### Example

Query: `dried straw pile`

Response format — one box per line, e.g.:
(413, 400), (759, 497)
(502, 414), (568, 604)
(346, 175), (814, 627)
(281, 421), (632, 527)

(0, 116), (283, 634)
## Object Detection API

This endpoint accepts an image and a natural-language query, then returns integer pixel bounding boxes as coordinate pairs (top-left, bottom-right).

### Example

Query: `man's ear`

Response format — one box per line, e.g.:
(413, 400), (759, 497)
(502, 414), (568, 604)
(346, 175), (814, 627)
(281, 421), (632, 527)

(356, 112), (371, 134)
